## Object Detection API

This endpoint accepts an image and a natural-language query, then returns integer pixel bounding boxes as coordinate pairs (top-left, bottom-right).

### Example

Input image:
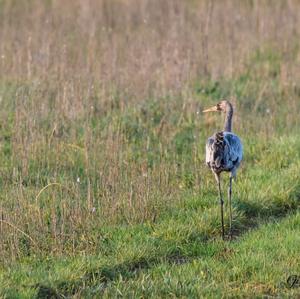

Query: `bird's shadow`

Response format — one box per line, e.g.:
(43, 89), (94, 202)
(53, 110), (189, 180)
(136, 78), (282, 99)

(229, 192), (300, 240)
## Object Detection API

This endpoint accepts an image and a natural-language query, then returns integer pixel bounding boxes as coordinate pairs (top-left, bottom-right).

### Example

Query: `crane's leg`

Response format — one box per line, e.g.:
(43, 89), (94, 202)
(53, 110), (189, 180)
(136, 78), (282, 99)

(228, 175), (233, 239)
(215, 173), (225, 240)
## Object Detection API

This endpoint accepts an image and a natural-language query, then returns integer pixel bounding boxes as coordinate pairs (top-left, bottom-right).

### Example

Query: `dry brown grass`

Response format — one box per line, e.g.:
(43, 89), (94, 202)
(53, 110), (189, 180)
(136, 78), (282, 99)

(2, 1), (300, 90)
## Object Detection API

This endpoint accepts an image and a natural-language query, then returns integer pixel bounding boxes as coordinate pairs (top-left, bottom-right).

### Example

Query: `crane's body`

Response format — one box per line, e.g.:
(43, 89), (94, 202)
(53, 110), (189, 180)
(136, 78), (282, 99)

(203, 100), (243, 239)
(206, 131), (242, 176)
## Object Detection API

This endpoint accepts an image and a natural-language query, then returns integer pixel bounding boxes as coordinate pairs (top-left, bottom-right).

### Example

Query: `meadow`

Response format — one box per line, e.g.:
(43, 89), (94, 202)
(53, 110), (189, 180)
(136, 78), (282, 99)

(0, 0), (300, 297)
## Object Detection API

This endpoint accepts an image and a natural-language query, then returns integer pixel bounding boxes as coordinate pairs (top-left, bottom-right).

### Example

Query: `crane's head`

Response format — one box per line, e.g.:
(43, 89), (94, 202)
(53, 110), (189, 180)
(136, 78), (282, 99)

(202, 100), (232, 113)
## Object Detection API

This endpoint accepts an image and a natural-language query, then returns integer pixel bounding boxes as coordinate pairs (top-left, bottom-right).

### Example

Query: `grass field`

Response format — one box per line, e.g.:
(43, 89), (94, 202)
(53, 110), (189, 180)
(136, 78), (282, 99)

(0, 0), (300, 298)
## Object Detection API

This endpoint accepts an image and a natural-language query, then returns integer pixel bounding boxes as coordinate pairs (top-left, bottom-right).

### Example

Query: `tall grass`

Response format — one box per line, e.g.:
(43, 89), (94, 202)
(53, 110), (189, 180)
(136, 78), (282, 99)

(0, 0), (299, 265)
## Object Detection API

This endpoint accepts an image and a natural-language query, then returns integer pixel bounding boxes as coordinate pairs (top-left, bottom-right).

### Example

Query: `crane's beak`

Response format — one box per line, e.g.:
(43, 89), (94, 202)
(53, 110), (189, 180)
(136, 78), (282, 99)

(202, 105), (218, 113)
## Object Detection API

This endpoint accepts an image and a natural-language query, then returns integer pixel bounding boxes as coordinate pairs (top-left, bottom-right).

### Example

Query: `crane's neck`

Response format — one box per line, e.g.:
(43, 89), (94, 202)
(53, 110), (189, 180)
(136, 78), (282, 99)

(223, 102), (233, 132)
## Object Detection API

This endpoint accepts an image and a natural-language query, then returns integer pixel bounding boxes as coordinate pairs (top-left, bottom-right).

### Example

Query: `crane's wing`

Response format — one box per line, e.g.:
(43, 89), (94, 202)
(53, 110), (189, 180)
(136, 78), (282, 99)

(205, 132), (226, 170)
(205, 132), (242, 173)
(223, 132), (243, 171)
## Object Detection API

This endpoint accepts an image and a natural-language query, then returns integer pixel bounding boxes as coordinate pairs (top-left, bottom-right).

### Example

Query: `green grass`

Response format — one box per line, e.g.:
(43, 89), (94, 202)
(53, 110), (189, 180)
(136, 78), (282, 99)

(0, 74), (299, 296)
(1, 133), (300, 298)
(1, 209), (300, 298)
(0, 73), (300, 297)
(1, 1), (300, 297)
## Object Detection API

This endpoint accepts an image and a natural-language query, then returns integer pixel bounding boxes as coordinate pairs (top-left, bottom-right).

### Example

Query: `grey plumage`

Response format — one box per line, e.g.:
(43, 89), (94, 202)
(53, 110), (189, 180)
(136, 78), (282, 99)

(203, 100), (243, 239)
(206, 131), (242, 176)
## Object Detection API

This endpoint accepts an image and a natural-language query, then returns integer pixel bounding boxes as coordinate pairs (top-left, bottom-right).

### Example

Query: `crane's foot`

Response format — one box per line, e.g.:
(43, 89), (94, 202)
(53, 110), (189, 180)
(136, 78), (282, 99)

(221, 229), (234, 241)
(222, 234), (232, 242)
(221, 233), (225, 241)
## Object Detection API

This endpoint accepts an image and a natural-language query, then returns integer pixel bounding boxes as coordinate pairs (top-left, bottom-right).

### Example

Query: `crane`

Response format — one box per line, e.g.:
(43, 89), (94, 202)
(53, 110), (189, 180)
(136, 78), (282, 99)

(203, 100), (243, 240)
